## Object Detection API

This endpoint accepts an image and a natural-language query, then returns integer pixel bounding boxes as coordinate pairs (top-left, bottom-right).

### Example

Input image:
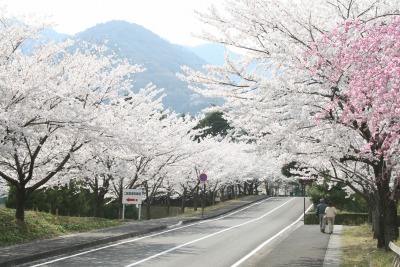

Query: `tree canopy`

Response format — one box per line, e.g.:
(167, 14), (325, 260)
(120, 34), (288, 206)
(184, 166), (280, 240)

(180, 0), (400, 249)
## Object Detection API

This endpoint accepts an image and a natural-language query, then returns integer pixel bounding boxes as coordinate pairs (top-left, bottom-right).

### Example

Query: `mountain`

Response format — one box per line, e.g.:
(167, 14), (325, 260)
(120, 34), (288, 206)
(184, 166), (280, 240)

(186, 43), (239, 66)
(186, 43), (227, 66)
(41, 29), (70, 42)
(21, 29), (70, 55)
(75, 20), (221, 115)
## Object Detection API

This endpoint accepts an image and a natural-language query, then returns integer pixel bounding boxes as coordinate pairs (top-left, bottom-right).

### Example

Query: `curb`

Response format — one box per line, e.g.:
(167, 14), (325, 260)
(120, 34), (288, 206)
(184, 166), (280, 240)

(1, 225), (169, 267)
(1, 196), (268, 267)
(323, 225), (342, 267)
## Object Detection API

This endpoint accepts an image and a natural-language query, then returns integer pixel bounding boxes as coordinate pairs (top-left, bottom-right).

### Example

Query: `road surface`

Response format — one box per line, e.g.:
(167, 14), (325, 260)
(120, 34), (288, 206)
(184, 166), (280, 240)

(26, 197), (313, 267)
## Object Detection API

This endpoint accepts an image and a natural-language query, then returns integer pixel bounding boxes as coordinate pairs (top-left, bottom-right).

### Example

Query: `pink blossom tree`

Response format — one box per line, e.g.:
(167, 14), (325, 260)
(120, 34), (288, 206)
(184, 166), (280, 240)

(303, 17), (400, 247)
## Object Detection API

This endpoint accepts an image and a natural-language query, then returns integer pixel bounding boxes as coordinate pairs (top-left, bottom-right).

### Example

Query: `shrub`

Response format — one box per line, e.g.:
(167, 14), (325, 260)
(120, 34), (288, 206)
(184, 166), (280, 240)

(304, 212), (370, 225)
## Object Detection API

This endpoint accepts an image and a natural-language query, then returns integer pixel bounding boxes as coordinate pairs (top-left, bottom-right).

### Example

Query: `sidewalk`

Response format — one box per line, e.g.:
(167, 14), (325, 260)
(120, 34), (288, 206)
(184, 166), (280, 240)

(0, 196), (341, 267)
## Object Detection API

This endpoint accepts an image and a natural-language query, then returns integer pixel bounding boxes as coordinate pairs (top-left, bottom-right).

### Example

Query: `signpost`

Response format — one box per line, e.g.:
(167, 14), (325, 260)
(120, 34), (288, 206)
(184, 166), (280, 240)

(299, 178), (313, 224)
(199, 173), (208, 218)
(122, 188), (143, 220)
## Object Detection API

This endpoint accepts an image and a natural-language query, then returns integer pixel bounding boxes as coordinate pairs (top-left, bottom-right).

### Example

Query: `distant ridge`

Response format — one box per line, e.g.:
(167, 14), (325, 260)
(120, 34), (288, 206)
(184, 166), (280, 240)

(186, 43), (228, 66)
(75, 20), (221, 114)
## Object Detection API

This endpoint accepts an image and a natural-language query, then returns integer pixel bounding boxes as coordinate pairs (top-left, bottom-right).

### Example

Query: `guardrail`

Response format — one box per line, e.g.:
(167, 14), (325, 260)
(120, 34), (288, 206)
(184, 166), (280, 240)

(389, 242), (400, 267)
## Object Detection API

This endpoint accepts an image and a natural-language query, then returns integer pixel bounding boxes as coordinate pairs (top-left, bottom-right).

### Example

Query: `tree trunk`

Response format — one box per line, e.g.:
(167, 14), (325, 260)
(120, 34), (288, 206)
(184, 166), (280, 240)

(145, 185), (152, 220)
(117, 184), (123, 219)
(220, 187), (225, 202)
(211, 190), (216, 205)
(370, 201), (380, 240)
(93, 194), (106, 218)
(146, 202), (152, 220)
(166, 191), (170, 217)
(375, 188), (386, 248)
(250, 181), (254, 195)
(93, 202), (100, 218)
(194, 186), (199, 211)
(15, 185), (26, 221)
(385, 200), (398, 248)
(180, 187), (187, 214)
(228, 185), (232, 199)
(92, 176), (110, 218)
(255, 181), (259, 195)
(264, 180), (269, 196)
(92, 190), (102, 218)
(374, 165), (398, 249)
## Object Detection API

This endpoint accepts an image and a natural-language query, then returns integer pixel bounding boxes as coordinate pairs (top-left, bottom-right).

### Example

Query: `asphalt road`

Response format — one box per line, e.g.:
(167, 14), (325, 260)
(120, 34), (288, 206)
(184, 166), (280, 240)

(24, 197), (313, 267)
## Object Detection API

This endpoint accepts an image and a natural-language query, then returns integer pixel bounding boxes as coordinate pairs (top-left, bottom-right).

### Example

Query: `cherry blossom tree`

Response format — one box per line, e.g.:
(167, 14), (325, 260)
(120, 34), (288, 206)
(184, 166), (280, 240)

(72, 84), (165, 218)
(166, 164), (200, 213)
(160, 133), (269, 214)
(104, 110), (202, 219)
(138, 113), (201, 219)
(0, 15), (144, 221)
(179, 0), (400, 248)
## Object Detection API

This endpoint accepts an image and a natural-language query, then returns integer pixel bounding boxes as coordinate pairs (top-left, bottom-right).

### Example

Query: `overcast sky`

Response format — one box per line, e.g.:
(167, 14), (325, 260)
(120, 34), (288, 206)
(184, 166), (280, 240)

(1, 0), (222, 46)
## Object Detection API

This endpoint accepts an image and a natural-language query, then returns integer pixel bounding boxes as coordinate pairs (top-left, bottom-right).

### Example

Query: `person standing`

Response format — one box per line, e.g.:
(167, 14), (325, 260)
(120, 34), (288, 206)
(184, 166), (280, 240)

(316, 198), (328, 233)
(325, 201), (337, 234)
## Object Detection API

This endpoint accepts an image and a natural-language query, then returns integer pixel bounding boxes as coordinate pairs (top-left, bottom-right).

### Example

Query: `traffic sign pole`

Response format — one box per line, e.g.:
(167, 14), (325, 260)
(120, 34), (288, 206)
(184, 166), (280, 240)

(202, 182), (206, 218)
(121, 188), (143, 220)
(198, 173), (208, 218)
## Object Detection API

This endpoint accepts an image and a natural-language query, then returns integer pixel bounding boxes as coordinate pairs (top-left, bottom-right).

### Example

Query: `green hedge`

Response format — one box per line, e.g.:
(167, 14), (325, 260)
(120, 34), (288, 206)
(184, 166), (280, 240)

(304, 212), (370, 225)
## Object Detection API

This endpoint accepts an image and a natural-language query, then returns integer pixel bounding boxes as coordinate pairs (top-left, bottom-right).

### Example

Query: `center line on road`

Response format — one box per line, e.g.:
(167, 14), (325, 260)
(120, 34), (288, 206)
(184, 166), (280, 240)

(31, 197), (271, 266)
(125, 198), (296, 267)
(31, 197), (290, 267)
(231, 203), (315, 267)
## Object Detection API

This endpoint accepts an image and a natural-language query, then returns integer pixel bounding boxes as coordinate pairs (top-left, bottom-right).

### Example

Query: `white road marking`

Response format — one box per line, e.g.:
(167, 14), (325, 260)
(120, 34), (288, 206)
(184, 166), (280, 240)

(124, 198), (296, 266)
(231, 203), (315, 267)
(31, 197), (294, 267)
(31, 198), (270, 266)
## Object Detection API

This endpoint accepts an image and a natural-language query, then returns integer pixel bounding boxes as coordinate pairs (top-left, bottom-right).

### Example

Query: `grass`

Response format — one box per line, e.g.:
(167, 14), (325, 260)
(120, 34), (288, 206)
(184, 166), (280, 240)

(0, 208), (121, 247)
(0, 196), (251, 247)
(341, 224), (397, 266)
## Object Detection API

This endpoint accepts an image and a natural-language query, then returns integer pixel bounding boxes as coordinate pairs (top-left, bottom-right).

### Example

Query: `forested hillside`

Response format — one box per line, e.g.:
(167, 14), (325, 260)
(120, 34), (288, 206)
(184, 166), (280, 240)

(75, 20), (221, 114)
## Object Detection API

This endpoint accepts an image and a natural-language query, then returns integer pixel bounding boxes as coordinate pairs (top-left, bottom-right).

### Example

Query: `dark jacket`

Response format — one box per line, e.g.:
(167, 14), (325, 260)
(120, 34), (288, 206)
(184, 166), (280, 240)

(316, 203), (328, 215)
